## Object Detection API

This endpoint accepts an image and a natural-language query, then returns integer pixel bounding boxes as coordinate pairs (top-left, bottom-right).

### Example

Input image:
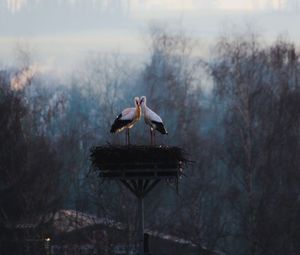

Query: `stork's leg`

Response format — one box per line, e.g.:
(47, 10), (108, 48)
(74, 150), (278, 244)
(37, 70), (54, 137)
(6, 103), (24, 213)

(125, 129), (130, 145)
(153, 130), (156, 145)
(150, 128), (154, 146)
(128, 129), (131, 145)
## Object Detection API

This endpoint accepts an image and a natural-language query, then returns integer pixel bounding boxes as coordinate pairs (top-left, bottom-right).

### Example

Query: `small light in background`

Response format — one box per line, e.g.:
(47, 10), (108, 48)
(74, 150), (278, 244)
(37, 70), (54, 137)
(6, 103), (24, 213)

(45, 237), (51, 242)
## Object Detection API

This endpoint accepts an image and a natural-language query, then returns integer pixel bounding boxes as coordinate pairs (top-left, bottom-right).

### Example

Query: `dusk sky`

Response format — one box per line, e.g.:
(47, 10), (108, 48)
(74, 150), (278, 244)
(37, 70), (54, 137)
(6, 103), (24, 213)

(1, 0), (299, 72)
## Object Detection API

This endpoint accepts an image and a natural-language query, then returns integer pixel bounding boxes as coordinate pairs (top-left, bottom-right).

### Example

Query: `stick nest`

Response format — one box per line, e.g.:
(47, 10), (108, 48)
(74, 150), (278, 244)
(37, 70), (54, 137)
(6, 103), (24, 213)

(90, 145), (187, 171)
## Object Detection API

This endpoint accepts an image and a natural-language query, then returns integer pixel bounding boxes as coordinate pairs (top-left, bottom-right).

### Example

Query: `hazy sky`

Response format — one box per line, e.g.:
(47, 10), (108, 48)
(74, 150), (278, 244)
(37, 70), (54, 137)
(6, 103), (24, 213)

(1, 0), (299, 71)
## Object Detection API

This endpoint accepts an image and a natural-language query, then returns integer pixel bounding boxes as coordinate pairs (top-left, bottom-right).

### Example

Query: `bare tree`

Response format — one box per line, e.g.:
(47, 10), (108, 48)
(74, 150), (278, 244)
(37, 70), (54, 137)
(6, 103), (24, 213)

(209, 31), (300, 255)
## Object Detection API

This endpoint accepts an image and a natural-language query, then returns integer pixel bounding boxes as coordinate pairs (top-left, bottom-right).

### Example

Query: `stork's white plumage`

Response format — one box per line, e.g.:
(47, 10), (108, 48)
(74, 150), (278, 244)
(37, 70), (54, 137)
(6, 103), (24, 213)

(140, 96), (167, 145)
(110, 97), (141, 144)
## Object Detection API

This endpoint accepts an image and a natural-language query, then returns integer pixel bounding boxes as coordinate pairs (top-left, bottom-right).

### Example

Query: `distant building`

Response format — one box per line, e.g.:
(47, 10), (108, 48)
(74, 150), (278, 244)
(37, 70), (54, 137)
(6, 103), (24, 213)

(50, 209), (222, 255)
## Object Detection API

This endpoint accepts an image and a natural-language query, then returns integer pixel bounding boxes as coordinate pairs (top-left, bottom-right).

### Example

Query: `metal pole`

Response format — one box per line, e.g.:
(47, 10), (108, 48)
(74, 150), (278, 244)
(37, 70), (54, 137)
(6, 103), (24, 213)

(138, 195), (144, 255)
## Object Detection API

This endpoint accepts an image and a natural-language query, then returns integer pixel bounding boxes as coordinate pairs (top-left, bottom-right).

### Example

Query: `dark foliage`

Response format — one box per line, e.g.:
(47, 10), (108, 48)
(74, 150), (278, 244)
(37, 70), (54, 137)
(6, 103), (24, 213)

(0, 74), (62, 254)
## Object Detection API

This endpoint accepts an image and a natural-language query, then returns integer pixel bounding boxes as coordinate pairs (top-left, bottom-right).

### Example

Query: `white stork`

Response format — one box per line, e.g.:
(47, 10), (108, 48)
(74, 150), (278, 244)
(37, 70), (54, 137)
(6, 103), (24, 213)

(110, 97), (141, 145)
(140, 96), (168, 145)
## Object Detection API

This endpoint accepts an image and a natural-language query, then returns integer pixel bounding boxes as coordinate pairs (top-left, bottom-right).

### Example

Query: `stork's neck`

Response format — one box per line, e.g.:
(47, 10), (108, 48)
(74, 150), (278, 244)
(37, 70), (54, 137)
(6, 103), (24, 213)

(136, 104), (142, 119)
(141, 102), (147, 111)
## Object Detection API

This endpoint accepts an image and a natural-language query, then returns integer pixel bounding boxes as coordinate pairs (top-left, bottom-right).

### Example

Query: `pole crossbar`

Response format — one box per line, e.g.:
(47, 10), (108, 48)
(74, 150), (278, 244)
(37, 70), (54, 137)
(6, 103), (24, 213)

(142, 180), (150, 192)
(120, 180), (138, 196)
(119, 179), (161, 198)
(130, 180), (138, 190)
(144, 180), (160, 197)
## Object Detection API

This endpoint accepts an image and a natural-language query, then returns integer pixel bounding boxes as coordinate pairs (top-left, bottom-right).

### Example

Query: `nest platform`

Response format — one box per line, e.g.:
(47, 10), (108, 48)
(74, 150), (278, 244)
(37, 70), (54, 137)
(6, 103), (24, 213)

(90, 145), (186, 180)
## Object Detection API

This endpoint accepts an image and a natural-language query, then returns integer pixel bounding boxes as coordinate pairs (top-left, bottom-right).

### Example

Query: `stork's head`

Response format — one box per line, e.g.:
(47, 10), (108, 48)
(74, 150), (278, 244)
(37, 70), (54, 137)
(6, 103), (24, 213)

(140, 96), (146, 106)
(134, 97), (140, 107)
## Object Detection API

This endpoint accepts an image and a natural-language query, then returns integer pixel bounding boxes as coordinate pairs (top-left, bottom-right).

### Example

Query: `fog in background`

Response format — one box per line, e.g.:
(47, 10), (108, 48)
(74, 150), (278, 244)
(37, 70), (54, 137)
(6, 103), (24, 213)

(1, 0), (300, 74)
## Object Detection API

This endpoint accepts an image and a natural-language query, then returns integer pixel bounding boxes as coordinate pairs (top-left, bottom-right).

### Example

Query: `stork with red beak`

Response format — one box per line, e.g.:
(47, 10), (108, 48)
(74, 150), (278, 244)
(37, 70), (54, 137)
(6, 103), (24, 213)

(110, 97), (141, 145)
(140, 96), (168, 145)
